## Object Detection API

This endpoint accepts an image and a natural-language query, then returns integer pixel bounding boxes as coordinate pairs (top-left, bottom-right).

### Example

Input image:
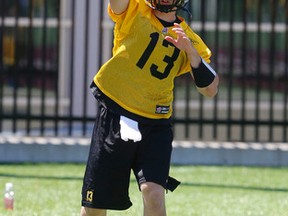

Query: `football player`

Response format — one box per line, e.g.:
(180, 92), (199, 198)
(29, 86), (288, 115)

(81, 0), (219, 215)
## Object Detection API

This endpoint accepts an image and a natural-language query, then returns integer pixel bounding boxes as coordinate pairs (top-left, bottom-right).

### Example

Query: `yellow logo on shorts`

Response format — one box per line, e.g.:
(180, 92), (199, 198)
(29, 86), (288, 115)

(86, 190), (93, 202)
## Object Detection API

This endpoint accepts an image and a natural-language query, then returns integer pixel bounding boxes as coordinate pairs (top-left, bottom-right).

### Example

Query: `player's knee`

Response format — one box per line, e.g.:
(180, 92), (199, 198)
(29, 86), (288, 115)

(141, 182), (165, 210)
(80, 206), (107, 216)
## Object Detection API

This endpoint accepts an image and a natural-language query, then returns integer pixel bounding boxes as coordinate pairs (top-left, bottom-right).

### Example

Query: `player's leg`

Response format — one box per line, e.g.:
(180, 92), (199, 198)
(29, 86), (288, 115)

(133, 123), (178, 216)
(81, 103), (137, 213)
(80, 207), (106, 216)
(141, 182), (166, 216)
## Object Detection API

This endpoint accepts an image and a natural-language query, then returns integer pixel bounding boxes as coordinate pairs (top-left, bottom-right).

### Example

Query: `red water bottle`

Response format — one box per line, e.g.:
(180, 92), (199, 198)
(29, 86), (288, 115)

(4, 182), (14, 210)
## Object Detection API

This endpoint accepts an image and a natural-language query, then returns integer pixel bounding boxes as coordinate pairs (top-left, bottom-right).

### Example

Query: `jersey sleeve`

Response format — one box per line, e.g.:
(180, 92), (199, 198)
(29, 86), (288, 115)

(191, 33), (212, 64)
(177, 27), (212, 76)
(107, 0), (139, 35)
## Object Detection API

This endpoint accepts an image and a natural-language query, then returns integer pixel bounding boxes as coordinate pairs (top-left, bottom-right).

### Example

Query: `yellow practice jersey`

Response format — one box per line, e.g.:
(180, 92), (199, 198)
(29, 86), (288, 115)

(94, 0), (212, 119)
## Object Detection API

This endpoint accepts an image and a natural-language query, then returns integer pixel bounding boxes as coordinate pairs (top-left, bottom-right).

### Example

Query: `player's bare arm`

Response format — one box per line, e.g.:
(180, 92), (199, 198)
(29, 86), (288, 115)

(109, 0), (130, 14)
(197, 75), (219, 98)
(165, 23), (219, 98)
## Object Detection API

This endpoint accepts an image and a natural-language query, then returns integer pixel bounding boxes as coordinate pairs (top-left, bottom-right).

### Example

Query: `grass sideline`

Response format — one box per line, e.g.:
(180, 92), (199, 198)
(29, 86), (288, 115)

(0, 164), (287, 216)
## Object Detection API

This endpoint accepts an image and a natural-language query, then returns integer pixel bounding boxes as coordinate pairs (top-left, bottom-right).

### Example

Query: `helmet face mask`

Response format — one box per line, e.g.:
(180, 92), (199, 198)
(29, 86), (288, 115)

(146, 0), (188, 13)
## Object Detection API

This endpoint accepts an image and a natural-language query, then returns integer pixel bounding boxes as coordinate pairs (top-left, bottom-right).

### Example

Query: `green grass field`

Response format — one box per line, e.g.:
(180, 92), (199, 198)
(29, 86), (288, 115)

(0, 164), (287, 216)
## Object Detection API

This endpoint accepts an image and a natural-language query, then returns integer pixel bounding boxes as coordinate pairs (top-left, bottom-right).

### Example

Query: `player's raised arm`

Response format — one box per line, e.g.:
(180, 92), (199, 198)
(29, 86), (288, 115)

(165, 23), (219, 98)
(109, 0), (130, 14)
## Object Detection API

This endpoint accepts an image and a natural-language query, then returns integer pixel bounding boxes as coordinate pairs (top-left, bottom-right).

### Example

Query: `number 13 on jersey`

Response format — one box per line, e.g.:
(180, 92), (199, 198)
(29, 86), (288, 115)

(136, 32), (180, 80)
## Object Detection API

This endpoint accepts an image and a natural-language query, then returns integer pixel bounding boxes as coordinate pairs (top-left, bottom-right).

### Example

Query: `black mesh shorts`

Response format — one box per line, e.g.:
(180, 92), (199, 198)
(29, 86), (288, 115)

(81, 103), (180, 210)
